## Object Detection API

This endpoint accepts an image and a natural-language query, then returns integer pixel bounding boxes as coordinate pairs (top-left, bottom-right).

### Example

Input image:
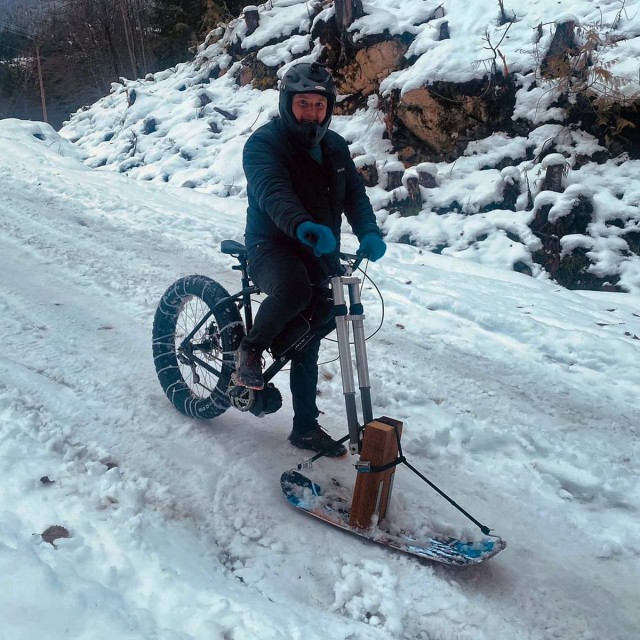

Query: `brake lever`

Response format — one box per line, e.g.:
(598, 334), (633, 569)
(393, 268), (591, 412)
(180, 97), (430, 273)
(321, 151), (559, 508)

(351, 253), (367, 272)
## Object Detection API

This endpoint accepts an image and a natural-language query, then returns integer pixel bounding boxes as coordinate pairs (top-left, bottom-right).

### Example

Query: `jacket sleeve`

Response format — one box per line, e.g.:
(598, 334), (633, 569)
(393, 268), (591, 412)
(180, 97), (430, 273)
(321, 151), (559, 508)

(342, 146), (382, 241)
(243, 129), (313, 239)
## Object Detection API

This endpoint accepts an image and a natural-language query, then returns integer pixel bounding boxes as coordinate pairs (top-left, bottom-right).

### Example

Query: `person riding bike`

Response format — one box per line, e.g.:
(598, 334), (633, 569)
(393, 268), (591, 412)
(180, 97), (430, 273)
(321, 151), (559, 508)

(237, 61), (386, 457)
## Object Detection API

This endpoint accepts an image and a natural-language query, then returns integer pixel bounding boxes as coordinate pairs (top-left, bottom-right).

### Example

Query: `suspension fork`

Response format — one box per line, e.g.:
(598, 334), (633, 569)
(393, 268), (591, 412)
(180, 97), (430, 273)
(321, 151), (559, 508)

(331, 274), (373, 454)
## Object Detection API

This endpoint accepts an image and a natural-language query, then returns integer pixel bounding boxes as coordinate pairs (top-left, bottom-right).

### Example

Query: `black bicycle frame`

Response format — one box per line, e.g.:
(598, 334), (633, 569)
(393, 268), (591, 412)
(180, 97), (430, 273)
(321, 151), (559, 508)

(180, 261), (335, 386)
(223, 287), (338, 386)
(181, 247), (369, 452)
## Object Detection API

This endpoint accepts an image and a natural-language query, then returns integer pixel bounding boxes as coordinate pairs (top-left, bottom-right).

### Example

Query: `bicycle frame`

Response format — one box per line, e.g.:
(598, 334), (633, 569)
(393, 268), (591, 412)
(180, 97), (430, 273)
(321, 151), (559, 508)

(186, 241), (373, 453)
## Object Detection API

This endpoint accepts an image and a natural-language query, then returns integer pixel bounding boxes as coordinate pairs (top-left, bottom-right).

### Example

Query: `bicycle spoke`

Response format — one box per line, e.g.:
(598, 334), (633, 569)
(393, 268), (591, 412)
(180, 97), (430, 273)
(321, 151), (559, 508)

(175, 296), (225, 399)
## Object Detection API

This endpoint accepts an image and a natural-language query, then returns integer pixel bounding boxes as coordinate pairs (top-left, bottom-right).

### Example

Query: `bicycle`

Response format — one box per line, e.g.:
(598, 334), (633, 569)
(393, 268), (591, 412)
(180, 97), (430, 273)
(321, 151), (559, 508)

(152, 239), (373, 454)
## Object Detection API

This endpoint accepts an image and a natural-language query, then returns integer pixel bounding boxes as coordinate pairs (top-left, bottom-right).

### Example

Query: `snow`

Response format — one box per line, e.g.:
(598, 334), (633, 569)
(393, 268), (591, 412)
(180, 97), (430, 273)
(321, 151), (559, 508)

(2, 0), (640, 636)
(56, 0), (640, 293)
(375, 0), (640, 90)
(2, 115), (640, 639)
(241, 0), (313, 51)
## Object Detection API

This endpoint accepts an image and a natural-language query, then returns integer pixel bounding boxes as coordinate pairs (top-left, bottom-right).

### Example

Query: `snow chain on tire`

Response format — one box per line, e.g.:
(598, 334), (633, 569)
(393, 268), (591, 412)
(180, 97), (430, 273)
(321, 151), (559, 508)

(152, 275), (245, 419)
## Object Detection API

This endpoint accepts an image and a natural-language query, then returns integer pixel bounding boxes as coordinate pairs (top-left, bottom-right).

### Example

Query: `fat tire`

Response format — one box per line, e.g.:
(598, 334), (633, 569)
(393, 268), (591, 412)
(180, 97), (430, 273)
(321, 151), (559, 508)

(152, 275), (245, 419)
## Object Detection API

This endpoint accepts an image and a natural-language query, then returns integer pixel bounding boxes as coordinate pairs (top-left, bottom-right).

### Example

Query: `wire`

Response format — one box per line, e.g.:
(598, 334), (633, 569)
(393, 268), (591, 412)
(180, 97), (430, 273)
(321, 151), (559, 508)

(0, 21), (35, 40)
(359, 260), (385, 341)
(323, 258), (385, 344)
(258, 258), (386, 369)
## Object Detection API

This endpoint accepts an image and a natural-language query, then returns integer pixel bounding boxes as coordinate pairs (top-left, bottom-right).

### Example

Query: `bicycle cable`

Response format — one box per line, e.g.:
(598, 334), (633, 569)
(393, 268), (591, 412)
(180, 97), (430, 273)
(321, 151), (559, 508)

(323, 257), (385, 343)
(253, 257), (385, 369)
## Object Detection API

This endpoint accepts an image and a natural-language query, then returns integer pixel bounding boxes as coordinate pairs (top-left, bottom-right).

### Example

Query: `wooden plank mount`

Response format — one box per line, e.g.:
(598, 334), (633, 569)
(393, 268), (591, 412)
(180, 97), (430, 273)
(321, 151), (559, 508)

(349, 416), (403, 529)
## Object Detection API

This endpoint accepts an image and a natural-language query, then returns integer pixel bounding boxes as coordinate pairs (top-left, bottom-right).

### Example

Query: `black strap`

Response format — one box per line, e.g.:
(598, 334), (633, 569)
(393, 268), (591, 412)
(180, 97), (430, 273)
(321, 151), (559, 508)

(359, 456), (406, 472)
(297, 422), (494, 536)
(358, 424), (493, 536)
(296, 432), (351, 470)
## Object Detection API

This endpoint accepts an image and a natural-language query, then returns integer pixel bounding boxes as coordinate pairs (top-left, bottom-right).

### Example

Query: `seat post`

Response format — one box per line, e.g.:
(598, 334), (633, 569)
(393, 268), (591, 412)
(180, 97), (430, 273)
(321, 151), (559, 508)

(222, 240), (255, 332)
(239, 257), (254, 331)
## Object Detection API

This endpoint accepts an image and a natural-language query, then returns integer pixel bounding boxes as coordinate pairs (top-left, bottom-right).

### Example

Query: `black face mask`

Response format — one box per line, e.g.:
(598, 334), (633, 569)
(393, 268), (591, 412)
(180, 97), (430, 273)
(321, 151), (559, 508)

(278, 91), (334, 148)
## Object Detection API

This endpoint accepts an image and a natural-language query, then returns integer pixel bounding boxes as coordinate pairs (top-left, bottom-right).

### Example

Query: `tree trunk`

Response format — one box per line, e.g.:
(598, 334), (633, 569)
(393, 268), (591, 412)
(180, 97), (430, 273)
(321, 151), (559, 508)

(119, 0), (139, 77)
(103, 21), (121, 79)
(334, 0), (364, 61)
(132, 0), (148, 75)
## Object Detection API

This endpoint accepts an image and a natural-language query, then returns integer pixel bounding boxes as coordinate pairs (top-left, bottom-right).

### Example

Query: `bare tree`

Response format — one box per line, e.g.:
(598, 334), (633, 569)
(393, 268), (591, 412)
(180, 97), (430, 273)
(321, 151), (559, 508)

(119, 0), (139, 77)
(334, 0), (364, 62)
(1, 0), (220, 126)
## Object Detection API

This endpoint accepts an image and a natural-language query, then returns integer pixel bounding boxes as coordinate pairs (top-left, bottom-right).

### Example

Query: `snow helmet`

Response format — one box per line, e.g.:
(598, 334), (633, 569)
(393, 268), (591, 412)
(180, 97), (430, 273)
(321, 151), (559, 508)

(279, 62), (336, 148)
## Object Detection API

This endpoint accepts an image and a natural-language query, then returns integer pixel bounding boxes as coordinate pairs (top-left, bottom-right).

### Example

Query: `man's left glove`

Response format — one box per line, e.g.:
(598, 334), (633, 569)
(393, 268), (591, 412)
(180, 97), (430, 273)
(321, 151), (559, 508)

(357, 232), (386, 262)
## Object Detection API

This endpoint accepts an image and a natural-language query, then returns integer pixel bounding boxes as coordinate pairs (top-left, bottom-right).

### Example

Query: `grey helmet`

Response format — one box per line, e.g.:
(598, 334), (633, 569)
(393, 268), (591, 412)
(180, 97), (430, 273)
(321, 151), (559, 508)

(278, 62), (336, 148)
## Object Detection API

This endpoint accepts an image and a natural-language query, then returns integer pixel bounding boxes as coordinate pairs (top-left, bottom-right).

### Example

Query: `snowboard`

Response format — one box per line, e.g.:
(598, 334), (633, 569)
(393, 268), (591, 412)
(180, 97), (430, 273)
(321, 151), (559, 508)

(281, 470), (506, 566)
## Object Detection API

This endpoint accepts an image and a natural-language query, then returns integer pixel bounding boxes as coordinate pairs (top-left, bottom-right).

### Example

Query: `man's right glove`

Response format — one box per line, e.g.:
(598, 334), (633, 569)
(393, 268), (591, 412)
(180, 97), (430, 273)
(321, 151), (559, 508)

(296, 221), (337, 257)
(358, 232), (386, 261)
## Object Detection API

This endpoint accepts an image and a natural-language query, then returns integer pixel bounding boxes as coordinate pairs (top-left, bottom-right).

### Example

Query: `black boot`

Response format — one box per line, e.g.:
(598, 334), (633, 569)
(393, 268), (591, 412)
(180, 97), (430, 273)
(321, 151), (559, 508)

(234, 341), (264, 390)
(288, 423), (347, 457)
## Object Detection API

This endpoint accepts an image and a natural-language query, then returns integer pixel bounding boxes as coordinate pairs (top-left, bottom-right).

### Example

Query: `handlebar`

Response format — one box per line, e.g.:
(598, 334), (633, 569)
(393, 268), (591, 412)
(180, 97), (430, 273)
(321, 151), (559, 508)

(302, 229), (367, 272)
(339, 251), (366, 274)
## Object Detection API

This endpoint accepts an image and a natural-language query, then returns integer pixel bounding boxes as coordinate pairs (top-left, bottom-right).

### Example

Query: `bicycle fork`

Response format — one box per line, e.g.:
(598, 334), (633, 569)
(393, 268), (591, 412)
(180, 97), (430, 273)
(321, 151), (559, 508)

(331, 274), (373, 455)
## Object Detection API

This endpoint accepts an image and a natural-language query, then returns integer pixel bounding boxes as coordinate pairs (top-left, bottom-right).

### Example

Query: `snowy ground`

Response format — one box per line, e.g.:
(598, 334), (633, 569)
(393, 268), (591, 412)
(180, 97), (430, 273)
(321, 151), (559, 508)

(1, 120), (639, 639)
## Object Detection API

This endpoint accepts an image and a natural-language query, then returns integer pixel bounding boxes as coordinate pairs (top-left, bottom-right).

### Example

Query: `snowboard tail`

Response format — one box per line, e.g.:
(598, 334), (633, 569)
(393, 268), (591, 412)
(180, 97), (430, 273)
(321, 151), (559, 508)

(281, 470), (505, 566)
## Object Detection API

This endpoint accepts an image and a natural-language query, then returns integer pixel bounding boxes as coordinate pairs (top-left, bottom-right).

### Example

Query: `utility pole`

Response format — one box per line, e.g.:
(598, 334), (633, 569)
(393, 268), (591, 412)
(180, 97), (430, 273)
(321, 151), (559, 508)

(35, 42), (48, 123)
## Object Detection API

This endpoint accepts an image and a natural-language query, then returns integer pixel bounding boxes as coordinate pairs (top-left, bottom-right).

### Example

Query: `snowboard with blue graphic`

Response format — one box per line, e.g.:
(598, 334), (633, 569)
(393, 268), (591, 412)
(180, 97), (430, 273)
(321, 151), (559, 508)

(281, 470), (505, 566)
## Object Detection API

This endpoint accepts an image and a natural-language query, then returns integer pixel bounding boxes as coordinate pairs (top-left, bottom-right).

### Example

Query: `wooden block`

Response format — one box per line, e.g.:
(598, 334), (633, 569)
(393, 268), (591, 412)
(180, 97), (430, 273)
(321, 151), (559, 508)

(349, 416), (403, 529)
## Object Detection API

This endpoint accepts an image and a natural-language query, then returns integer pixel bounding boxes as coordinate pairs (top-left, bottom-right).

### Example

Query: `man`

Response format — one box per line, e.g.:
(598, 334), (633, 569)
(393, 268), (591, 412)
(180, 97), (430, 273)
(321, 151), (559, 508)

(237, 62), (386, 457)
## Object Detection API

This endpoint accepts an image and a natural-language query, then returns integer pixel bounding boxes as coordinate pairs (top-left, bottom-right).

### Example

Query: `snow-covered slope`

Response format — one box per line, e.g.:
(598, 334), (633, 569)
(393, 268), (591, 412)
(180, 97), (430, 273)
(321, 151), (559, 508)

(2, 118), (640, 639)
(60, 0), (640, 292)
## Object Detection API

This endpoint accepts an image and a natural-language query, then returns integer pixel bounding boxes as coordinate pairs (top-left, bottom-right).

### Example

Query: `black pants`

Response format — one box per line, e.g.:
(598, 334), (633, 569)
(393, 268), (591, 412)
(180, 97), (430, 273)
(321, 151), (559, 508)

(246, 243), (333, 433)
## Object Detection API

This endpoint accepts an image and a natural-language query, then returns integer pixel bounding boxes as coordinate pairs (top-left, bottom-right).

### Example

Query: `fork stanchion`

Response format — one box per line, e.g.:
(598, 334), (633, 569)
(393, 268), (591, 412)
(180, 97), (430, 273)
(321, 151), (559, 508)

(331, 270), (380, 455)
(331, 274), (361, 454)
(347, 278), (373, 426)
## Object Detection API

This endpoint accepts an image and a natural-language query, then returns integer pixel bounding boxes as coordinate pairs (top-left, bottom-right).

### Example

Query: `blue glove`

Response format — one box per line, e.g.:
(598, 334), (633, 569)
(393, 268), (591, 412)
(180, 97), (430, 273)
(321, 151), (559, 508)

(296, 221), (337, 257)
(358, 232), (386, 262)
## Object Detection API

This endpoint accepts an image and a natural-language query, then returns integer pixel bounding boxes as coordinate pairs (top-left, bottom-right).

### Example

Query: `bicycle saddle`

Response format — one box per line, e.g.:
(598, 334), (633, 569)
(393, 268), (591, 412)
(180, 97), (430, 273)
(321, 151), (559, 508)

(221, 240), (247, 256)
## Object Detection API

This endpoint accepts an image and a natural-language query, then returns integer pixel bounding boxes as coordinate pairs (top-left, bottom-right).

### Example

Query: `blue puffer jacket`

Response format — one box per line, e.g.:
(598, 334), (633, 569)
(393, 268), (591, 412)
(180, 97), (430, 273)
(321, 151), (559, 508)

(242, 118), (381, 253)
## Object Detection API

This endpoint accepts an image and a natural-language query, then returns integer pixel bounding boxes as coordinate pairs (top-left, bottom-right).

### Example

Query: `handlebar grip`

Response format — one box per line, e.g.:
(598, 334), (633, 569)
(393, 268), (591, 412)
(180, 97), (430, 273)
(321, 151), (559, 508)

(304, 231), (318, 244)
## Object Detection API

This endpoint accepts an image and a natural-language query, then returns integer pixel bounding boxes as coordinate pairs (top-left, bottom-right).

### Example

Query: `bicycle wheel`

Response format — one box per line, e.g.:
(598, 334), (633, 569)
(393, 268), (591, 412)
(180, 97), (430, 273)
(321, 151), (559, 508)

(152, 275), (245, 419)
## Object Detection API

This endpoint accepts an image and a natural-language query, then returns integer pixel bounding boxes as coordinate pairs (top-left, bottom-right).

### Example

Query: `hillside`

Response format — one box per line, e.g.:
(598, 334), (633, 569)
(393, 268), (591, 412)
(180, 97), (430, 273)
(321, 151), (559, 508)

(59, 0), (640, 294)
